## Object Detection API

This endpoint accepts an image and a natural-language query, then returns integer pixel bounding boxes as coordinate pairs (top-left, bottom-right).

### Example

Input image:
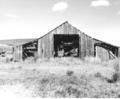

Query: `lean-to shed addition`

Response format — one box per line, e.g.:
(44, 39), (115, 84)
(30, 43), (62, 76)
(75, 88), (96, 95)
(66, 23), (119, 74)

(13, 21), (120, 62)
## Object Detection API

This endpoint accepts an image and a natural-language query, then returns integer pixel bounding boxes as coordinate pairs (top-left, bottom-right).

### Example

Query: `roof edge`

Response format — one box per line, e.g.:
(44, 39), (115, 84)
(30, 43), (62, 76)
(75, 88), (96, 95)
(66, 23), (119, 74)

(14, 21), (120, 48)
(36, 21), (69, 40)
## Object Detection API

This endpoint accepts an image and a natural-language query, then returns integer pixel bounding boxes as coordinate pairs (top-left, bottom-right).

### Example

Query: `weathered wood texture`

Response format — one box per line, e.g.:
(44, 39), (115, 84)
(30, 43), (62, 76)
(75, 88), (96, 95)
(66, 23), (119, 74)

(37, 22), (68, 58)
(118, 48), (120, 58)
(13, 45), (22, 62)
(96, 46), (110, 61)
(13, 21), (119, 61)
(64, 23), (101, 59)
(95, 46), (118, 61)
(37, 22), (99, 59)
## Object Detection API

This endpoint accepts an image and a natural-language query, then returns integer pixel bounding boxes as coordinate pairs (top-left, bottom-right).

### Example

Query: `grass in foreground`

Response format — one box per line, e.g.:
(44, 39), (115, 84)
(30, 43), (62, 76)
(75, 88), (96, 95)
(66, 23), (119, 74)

(0, 57), (119, 98)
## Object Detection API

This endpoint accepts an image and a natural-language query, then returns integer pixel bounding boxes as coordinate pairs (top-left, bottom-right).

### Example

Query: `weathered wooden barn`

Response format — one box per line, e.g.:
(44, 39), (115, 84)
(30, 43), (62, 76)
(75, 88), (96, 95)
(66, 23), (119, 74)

(13, 21), (120, 62)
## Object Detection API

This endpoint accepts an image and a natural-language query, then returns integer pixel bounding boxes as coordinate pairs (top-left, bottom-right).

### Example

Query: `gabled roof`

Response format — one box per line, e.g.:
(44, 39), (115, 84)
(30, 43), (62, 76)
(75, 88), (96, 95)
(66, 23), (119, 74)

(36, 21), (69, 40)
(10, 21), (120, 48)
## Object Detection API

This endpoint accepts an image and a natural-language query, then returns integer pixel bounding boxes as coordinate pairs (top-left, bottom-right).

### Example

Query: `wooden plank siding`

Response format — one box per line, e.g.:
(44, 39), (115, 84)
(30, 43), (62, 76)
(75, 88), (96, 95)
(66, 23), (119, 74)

(37, 22), (69, 58)
(67, 23), (98, 59)
(96, 46), (110, 61)
(118, 48), (120, 58)
(13, 21), (120, 61)
(37, 22), (98, 59)
(13, 45), (22, 62)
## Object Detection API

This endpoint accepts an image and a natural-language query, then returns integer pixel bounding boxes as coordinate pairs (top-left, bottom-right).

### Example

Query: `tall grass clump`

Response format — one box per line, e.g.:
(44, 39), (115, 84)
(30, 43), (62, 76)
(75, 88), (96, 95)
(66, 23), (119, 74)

(66, 70), (74, 76)
(20, 67), (120, 98)
(29, 71), (92, 98)
(101, 59), (120, 83)
(110, 59), (120, 82)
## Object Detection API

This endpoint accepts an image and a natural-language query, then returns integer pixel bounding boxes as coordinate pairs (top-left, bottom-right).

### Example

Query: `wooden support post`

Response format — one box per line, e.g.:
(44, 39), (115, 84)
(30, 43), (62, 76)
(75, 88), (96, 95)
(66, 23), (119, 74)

(118, 48), (120, 59)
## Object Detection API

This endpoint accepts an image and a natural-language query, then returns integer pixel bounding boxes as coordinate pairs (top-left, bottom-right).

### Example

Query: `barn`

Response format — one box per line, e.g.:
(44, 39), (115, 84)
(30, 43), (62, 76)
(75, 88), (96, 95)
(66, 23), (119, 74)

(13, 21), (120, 62)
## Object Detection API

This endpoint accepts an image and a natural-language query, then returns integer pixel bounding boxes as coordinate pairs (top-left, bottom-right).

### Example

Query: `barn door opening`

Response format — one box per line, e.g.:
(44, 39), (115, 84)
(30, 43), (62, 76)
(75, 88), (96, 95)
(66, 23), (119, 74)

(54, 34), (79, 57)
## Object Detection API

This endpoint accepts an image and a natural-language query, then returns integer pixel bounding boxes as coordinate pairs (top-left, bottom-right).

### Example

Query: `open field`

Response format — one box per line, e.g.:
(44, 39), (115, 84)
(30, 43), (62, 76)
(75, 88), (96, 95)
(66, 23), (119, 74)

(0, 57), (119, 98)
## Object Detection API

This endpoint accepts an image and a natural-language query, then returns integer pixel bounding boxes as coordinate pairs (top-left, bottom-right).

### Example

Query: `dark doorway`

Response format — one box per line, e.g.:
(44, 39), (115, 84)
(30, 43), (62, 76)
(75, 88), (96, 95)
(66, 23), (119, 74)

(54, 34), (80, 57)
(22, 40), (38, 60)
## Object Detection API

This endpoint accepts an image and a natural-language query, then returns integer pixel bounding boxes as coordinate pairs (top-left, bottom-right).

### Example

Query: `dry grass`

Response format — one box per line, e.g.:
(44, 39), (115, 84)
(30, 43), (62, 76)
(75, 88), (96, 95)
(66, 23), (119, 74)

(84, 56), (102, 64)
(0, 57), (119, 98)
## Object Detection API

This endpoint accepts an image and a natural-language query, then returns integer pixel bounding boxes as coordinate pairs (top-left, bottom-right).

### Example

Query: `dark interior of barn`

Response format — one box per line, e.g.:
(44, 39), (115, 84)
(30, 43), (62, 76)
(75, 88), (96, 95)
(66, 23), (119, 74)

(54, 34), (79, 57)
(22, 40), (38, 60)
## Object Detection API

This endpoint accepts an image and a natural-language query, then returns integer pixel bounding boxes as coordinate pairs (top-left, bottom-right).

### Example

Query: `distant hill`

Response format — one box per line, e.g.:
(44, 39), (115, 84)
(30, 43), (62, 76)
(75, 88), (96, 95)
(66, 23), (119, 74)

(0, 38), (35, 46)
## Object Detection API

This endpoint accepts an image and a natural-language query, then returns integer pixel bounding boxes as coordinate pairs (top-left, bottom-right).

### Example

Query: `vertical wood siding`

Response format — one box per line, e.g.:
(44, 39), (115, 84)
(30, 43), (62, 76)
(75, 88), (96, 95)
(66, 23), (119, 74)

(37, 22), (98, 59)
(14, 21), (119, 61)
(96, 46), (109, 61)
(13, 45), (22, 61)
(37, 22), (69, 58)
(118, 48), (120, 58)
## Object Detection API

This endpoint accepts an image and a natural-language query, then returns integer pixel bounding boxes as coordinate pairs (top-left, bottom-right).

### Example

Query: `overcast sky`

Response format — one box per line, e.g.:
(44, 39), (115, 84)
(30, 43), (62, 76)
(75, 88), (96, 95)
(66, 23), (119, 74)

(0, 0), (120, 46)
